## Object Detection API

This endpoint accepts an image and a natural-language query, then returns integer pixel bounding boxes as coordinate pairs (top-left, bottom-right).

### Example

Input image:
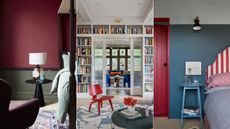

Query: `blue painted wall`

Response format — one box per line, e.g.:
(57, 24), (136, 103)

(169, 25), (230, 118)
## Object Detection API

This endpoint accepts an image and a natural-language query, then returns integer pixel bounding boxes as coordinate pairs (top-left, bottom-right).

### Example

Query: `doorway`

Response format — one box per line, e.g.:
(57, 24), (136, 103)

(93, 37), (143, 96)
(154, 18), (170, 117)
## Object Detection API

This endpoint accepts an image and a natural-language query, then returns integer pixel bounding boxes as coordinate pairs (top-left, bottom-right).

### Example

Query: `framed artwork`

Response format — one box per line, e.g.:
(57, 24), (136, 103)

(185, 61), (202, 75)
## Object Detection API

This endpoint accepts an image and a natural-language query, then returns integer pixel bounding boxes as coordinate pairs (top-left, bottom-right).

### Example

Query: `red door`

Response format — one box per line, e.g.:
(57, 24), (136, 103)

(154, 18), (169, 117)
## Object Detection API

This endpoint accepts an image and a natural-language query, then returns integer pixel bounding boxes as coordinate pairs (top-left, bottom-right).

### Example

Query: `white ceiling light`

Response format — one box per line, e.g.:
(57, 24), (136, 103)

(114, 17), (122, 23)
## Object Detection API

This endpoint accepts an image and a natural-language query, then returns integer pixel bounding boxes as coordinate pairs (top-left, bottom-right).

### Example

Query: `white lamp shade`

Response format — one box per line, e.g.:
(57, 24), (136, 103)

(29, 53), (47, 65)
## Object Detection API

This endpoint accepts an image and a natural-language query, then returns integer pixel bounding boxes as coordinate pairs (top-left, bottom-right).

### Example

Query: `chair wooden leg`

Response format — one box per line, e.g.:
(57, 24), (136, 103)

(101, 101), (103, 107)
(89, 103), (92, 112)
(98, 101), (101, 116)
(109, 99), (114, 111)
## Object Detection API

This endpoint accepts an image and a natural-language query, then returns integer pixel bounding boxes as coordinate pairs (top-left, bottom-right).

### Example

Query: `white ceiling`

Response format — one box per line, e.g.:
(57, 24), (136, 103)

(77, 0), (153, 24)
(155, 0), (230, 24)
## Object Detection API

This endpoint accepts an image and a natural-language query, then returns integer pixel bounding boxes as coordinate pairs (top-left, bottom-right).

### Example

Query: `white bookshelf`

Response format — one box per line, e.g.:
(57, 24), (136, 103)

(76, 24), (153, 98)
(76, 33), (92, 98)
(142, 25), (154, 98)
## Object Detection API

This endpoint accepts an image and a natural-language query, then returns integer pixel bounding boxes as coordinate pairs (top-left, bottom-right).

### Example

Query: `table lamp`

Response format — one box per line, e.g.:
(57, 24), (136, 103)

(29, 53), (47, 80)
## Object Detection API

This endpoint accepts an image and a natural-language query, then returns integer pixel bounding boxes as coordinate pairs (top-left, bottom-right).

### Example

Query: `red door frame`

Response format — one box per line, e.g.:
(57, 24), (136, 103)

(154, 18), (170, 117)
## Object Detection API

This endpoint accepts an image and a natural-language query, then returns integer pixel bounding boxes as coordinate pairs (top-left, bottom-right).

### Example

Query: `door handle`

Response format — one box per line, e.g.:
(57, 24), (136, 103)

(164, 63), (168, 67)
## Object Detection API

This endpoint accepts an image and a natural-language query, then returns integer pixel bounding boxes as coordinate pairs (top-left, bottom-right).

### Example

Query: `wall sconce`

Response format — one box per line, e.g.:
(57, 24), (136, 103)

(193, 16), (201, 31)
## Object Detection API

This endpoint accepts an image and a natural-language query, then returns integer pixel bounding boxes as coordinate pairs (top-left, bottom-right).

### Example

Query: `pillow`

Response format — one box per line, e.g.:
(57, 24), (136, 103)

(62, 53), (69, 68)
(207, 72), (230, 88)
(205, 86), (230, 94)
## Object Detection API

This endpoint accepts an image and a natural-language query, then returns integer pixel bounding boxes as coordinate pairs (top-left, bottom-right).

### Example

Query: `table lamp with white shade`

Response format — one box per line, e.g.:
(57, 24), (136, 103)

(29, 52), (47, 80)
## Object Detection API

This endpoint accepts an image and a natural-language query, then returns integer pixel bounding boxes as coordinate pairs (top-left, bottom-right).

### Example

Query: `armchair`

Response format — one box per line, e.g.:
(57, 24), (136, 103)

(0, 78), (40, 129)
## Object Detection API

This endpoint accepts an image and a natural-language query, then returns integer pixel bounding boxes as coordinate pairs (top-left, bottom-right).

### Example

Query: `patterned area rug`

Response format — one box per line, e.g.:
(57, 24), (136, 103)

(77, 104), (121, 129)
(29, 109), (69, 129)
(30, 104), (153, 129)
(30, 104), (122, 129)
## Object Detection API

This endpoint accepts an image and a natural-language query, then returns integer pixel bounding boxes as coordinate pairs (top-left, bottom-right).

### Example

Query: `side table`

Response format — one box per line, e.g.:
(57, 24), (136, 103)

(25, 79), (52, 107)
(180, 84), (203, 129)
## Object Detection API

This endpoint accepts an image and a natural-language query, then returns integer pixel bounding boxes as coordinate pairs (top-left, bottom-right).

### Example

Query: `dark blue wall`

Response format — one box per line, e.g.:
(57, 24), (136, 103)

(169, 25), (230, 118)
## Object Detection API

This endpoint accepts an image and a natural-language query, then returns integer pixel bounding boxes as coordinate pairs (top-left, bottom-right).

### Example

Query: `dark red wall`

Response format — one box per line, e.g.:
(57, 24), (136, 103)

(0, 0), (62, 69)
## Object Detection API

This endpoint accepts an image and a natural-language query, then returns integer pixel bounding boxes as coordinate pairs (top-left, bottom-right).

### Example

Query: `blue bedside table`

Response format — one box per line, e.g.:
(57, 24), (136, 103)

(180, 84), (203, 129)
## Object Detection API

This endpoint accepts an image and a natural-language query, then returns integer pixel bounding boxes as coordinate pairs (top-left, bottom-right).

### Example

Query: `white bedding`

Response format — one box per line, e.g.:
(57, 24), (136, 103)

(50, 68), (70, 123)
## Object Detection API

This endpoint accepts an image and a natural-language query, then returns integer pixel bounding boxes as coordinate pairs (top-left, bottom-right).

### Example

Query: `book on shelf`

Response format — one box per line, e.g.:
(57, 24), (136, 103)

(77, 28), (91, 34)
(145, 38), (153, 45)
(183, 105), (200, 116)
(77, 48), (91, 55)
(144, 56), (153, 64)
(93, 26), (109, 34)
(77, 75), (91, 83)
(77, 84), (89, 93)
(111, 26), (125, 34)
(145, 26), (153, 34)
(77, 57), (91, 64)
(144, 66), (153, 73)
(127, 26), (143, 34)
(120, 109), (142, 119)
(145, 48), (153, 54)
(78, 38), (91, 46)
(77, 66), (91, 74)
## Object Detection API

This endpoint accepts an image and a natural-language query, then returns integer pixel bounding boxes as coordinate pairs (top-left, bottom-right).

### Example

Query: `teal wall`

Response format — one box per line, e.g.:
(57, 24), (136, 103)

(169, 25), (230, 118)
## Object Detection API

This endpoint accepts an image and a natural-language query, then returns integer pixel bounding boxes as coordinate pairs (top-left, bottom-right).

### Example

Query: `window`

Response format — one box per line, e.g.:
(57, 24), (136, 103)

(106, 48), (130, 70)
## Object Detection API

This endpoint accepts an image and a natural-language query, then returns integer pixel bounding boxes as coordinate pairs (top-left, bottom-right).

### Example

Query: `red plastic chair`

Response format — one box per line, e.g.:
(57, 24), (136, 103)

(88, 84), (114, 116)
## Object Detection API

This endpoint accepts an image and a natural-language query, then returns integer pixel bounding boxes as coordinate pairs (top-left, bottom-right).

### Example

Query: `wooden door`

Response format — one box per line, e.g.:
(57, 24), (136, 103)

(154, 18), (169, 117)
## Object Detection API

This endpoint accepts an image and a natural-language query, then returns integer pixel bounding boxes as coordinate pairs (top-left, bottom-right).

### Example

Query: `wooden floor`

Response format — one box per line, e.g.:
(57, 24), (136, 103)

(106, 88), (130, 96)
(155, 117), (201, 129)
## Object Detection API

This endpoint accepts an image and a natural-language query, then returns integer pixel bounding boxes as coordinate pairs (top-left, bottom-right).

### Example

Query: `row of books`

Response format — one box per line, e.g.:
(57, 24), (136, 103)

(145, 48), (153, 54)
(111, 27), (125, 34)
(77, 48), (91, 55)
(77, 25), (152, 34)
(145, 38), (153, 45)
(144, 26), (153, 34)
(145, 74), (154, 82)
(77, 38), (91, 46)
(77, 57), (91, 64)
(77, 28), (91, 34)
(144, 66), (153, 74)
(77, 75), (91, 83)
(93, 27), (109, 34)
(77, 66), (91, 74)
(127, 27), (143, 34)
(144, 56), (153, 64)
(77, 84), (89, 93)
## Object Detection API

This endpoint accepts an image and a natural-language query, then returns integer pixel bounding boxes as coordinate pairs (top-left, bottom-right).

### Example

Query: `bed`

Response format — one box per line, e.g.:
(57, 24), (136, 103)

(204, 46), (230, 129)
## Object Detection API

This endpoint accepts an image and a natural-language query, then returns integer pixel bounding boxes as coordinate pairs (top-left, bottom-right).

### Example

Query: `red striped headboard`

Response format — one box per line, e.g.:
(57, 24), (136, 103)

(206, 46), (230, 79)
